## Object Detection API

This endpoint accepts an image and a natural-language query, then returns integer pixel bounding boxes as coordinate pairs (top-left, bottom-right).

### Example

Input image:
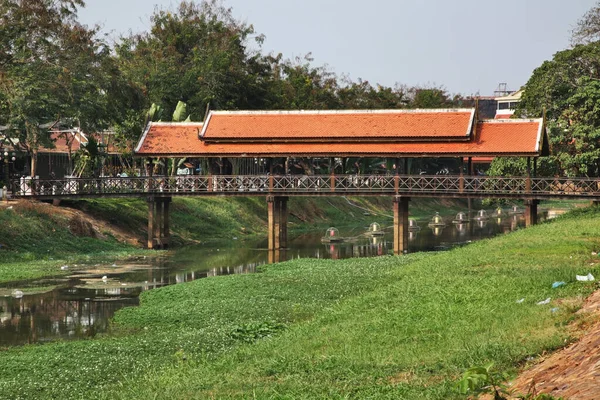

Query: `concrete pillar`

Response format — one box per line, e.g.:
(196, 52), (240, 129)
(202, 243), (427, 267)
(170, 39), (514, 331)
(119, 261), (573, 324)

(280, 197), (288, 248)
(147, 197), (156, 249)
(525, 199), (539, 227)
(393, 196), (410, 255)
(267, 195), (288, 250)
(267, 196), (276, 251)
(147, 197), (172, 249)
(163, 197), (171, 248)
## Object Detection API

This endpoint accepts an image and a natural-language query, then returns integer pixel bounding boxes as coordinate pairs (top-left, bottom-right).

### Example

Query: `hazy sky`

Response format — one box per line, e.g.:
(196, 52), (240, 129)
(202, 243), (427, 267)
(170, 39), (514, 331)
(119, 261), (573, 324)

(79, 0), (596, 96)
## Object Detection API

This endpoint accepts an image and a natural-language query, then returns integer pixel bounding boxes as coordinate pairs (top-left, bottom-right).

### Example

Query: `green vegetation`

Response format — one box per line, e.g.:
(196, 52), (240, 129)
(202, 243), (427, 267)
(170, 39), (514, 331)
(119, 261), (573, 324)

(1, 207), (599, 398)
(0, 201), (146, 283)
(64, 196), (470, 244)
(0, 196), (470, 282)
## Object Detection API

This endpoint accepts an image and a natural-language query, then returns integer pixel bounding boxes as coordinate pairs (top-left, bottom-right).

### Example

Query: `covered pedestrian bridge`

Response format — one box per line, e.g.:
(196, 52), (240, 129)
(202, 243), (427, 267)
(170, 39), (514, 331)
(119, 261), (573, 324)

(132, 108), (550, 253)
(12, 107), (562, 254)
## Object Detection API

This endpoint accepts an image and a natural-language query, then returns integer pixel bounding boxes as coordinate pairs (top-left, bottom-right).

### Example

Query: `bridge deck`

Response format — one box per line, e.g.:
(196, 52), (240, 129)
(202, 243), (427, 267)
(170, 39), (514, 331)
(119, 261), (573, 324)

(10, 174), (600, 200)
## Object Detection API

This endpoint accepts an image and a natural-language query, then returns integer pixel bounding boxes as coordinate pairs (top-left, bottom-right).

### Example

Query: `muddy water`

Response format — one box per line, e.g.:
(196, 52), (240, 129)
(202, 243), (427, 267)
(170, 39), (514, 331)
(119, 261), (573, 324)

(0, 210), (547, 347)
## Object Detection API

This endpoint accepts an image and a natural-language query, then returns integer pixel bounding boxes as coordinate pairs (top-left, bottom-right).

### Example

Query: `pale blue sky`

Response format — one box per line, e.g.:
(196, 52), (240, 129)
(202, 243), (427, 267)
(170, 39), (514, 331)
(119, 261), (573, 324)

(79, 0), (597, 96)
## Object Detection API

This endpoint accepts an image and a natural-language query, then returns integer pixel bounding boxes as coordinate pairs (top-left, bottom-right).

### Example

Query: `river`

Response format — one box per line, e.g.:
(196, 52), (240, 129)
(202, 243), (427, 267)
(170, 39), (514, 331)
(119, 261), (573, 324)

(0, 209), (560, 347)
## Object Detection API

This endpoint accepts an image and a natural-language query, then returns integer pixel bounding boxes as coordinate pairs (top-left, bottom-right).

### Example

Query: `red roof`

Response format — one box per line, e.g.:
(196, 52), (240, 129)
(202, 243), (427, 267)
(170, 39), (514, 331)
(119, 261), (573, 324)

(200, 109), (475, 142)
(136, 122), (203, 155)
(136, 119), (546, 157)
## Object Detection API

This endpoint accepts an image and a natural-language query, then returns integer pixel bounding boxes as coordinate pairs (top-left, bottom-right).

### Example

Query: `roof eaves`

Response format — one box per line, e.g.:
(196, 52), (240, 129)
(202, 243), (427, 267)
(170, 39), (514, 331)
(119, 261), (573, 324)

(199, 112), (213, 139)
(466, 108), (476, 139)
(134, 122), (152, 153)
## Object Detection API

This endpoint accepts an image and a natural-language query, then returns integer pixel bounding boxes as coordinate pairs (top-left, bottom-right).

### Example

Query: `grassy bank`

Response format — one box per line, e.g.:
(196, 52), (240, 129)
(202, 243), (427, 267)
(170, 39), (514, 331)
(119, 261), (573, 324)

(0, 201), (149, 283)
(64, 196), (470, 243)
(1, 207), (599, 398)
(0, 196), (467, 282)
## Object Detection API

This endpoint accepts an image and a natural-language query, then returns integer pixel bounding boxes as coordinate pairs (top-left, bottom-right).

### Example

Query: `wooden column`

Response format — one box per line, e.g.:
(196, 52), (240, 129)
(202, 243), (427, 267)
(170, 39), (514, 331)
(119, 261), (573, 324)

(526, 157), (532, 193)
(393, 196), (410, 255)
(525, 199), (538, 227)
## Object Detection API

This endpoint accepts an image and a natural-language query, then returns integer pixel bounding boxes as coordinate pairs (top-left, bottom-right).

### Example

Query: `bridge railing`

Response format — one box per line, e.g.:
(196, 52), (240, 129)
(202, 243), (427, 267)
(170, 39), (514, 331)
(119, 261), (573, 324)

(10, 174), (600, 198)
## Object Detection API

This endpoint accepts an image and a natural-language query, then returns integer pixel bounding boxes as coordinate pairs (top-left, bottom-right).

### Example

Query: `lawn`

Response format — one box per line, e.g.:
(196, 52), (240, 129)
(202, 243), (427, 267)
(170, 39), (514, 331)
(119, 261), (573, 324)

(0, 207), (599, 399)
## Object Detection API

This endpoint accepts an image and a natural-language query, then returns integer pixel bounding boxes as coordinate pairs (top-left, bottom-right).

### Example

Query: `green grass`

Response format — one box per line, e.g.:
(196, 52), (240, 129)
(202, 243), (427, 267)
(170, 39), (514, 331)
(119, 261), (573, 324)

(0, 196), (469, 283)
(1, 207), (599, 399)
(0, 201), (150, 282)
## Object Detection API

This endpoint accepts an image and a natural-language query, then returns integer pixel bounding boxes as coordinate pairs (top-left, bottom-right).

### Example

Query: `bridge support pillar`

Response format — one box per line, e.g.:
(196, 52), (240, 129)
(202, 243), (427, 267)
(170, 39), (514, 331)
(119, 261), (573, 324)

(147, 196), (171, 249)
(267, 196), (288, 251)
(393, 196), (410, 255)
(525, 199), (539, 228)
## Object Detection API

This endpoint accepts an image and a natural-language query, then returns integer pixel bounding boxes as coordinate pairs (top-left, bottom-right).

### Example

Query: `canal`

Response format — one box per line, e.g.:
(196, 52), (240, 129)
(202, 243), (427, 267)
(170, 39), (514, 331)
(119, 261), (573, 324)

(0, 209), (557, 346)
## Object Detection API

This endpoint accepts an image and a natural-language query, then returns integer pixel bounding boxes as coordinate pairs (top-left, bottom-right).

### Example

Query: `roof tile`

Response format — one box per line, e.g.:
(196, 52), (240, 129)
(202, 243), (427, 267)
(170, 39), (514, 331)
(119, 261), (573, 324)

(136, 119), (544, 157)
(201, 109), (475, 141)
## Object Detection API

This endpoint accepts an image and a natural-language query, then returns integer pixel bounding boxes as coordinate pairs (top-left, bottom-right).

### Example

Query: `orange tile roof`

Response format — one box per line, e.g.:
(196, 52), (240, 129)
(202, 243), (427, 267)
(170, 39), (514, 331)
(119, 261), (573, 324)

(200, 109), (475, 142)
(135, 122), (203, 155)
(136, 119), (545, 158)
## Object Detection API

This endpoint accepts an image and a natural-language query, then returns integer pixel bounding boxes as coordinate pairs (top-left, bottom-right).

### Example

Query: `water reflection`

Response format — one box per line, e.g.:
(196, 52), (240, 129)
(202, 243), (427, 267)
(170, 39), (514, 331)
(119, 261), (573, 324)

(1, 209), (553, 347)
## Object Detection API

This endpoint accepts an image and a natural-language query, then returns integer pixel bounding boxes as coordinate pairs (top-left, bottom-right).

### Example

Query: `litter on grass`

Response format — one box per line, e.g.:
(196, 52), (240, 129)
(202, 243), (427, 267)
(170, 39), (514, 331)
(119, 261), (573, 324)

(516, 298), (525, 304)
(537, 298), (551, 305)
(576, 273), (595, 282)
(552, 281), (566, 288)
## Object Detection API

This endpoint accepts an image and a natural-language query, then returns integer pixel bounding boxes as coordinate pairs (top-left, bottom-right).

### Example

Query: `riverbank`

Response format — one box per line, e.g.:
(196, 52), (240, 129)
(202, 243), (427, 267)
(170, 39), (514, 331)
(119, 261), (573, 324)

(0, 197), (468, 282)
(0, 206), (599, 398)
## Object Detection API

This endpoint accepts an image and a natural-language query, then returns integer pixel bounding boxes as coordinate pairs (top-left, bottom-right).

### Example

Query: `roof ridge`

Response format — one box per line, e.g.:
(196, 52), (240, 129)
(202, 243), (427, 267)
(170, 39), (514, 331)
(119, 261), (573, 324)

(209, 108), (475, 116)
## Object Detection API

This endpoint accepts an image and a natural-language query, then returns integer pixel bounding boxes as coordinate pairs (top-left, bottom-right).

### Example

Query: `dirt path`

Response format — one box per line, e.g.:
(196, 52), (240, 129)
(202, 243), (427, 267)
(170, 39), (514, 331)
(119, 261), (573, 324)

(509, 289), (600, 399)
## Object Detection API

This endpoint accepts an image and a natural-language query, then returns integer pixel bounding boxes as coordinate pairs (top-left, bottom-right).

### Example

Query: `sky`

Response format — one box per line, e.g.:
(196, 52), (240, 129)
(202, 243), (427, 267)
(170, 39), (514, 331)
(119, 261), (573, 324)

(79, 0), (597, 96)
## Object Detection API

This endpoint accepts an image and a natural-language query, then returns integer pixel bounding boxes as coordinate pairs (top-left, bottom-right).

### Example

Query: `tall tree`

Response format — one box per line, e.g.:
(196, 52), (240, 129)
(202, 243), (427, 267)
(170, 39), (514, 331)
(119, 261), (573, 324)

(492, 42), (600, 177)
(572, 1), (600, 44)
(116, 0), (274, 122)
(0, 0), (131, 176)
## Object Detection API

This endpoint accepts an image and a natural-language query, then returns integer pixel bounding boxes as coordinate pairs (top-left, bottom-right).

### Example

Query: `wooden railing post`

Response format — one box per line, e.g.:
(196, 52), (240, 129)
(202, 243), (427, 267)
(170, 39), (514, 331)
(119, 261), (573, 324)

(330, 174), (335, 193)
(269, 175), (274, 192)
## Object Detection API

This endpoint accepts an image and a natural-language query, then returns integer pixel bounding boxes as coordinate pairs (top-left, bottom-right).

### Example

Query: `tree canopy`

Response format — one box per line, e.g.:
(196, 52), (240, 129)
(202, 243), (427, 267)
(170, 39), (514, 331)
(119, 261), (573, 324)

(0, 0), (136, 175)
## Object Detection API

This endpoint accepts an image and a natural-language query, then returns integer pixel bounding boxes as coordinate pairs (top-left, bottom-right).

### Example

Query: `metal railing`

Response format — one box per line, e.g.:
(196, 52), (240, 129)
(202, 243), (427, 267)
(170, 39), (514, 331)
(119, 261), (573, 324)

(10, 174), (600, 198)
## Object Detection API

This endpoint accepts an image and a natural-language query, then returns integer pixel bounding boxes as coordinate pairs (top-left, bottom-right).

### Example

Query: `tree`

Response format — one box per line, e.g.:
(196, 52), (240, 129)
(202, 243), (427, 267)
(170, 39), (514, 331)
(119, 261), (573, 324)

(492, 42), (600, 177)
(116, 0), (274, 122)
(572, 1), (600, 44)
(0, 0), (133, 177)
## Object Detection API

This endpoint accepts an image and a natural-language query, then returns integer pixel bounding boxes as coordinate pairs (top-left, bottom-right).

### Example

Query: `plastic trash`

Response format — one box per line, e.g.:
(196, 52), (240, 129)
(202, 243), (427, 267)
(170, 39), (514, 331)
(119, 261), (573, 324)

(576, 273), (595, 282)
(537, 298), (551, 305)
(516, 298), (525, 304)
(552, 281), (566, 288)
(11, 290), (23, 298)
(112, 263), (117, 267)
(101, 275), (108, 282)
(550, 307), (560, 313)
(60, 265), (69, 270)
